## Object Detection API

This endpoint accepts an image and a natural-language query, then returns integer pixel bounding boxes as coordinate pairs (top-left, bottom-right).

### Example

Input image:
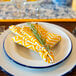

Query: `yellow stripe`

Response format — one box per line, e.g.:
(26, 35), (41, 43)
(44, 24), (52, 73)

(0, 19), (76, 22)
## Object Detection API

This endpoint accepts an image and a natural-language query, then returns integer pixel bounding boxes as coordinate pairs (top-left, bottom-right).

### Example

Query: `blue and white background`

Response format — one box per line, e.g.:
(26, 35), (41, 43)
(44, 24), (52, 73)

(0, 0), (76, 19)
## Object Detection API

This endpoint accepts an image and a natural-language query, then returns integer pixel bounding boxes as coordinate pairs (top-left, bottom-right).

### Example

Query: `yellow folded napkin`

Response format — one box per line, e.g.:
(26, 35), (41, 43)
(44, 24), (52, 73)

(9, 23), (61, 63)
(9, 25), (54, 63)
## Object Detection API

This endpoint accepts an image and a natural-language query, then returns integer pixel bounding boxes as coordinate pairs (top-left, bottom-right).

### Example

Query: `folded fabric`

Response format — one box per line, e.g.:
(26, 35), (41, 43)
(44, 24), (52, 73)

(9, 25), (42, 52)
(9, 24), (61, 63)
(33, 23), (61, 49)
(9, 25), (54, 63)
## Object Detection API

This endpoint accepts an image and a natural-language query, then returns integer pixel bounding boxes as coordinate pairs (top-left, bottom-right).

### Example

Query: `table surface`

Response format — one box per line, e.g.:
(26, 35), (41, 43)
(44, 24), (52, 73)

(0, 1), (76, 19)
(0, 22), (76, 76)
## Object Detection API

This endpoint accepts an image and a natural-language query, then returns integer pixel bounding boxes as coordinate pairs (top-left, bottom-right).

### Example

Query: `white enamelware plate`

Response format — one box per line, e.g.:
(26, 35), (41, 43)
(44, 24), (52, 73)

(3, 22), (72, 68)
(0, 22), (76, 76)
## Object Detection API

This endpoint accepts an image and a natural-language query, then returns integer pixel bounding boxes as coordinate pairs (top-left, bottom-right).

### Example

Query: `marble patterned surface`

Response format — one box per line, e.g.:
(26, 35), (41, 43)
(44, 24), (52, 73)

(0, 1), (76, 19)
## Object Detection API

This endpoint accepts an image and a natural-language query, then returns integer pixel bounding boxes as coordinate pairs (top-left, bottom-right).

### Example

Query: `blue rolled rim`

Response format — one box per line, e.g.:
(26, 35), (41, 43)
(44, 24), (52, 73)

(3, 34), (73, 69)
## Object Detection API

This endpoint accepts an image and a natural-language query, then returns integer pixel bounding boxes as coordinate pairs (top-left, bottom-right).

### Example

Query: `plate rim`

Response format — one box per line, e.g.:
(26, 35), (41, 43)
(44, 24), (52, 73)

(3, 23), (73, 69)
(0, 64), (75, 76)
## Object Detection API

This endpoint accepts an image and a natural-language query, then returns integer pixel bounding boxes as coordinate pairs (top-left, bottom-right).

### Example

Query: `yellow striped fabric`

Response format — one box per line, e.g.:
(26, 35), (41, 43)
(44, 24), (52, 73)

(9, 25), (42, 52)
(9, 25), (54, 63)
(33, 24), (61, 49)
(46, 33), (61, 48)
(12, 36), (39, 52)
